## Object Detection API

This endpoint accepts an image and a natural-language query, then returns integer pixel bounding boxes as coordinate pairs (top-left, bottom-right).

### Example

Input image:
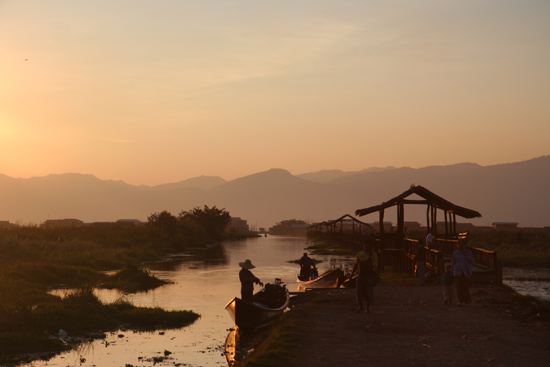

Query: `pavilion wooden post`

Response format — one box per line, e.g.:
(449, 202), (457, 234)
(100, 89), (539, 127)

(379, 209), (385, 245)
(444, 210), (449, 238)
(432, 205), (437, 236)
(397, 201), (405, 237)
(453, 213), (457, 237)
(426, 204), (431, 233)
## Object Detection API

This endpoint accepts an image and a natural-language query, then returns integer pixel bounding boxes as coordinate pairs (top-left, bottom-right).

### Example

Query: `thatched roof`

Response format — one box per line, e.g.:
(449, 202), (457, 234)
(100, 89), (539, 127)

(354, 185), (482, 219)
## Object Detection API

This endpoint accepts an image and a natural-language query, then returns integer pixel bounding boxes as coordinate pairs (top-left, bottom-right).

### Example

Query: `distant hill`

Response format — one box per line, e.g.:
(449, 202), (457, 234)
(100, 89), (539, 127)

(0, 156), (548, 228)
(297, 167), (396, 183)
(150, 176), (226, 191)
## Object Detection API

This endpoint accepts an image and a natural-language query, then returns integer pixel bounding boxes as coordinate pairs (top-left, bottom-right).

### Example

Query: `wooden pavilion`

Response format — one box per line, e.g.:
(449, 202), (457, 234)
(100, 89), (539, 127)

(354, 185), (482, 239)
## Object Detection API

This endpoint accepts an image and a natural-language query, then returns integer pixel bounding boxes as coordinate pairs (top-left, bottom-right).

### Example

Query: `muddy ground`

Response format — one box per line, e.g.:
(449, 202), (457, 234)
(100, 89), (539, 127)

(279, 284), (550, 367)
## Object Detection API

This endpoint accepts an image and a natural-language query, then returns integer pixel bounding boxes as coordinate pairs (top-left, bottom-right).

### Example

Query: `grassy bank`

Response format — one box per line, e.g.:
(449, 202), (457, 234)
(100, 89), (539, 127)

(0, 288), (199, 365)
(467, 231), (550, 267)
(0, 211), (250, 363)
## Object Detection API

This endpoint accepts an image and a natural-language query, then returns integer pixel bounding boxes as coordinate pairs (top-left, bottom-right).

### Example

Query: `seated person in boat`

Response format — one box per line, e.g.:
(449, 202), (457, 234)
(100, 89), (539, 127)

(299, 252), (316, 281)
(239, 259), (263, 303)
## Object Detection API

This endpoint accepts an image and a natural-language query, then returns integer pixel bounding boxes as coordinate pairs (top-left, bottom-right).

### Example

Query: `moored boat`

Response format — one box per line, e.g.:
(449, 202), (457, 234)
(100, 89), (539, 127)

(342, 273), (357, 288)
(225, 279), (290, 330)
(296, 268), (346, 289)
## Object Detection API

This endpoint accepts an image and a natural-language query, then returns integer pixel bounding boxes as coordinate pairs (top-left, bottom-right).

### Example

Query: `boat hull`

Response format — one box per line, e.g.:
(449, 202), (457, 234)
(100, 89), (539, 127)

(296, 268), (345, 289)
(225, 286), (290, 330)
(342, 273), (357, 288)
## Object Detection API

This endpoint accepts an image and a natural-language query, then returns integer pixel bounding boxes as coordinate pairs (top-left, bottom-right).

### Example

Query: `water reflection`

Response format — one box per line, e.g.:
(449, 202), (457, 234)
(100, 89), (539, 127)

(27, 238), (550, 367)
(503, 267), (550, 302)
(30, 236), (317, 367)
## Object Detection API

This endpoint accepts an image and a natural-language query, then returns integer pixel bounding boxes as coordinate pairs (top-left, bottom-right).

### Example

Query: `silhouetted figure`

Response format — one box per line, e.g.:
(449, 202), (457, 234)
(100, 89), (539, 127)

(299, 253), (316, 281)
(452, 239), (474, 305)
(351, 242), (378, 313)
(239, 259), (263, 303)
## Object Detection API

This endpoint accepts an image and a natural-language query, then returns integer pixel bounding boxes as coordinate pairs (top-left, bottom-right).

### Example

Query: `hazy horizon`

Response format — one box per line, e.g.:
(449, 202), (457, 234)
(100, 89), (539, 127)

(0, 155), (546, 187)
(1, 156), (549, 229)
(1, 1), (549, 186)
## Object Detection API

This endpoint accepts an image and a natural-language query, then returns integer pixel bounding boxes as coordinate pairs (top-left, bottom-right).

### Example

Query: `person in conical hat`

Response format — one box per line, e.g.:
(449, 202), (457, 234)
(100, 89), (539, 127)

(239, 259), (263, 302)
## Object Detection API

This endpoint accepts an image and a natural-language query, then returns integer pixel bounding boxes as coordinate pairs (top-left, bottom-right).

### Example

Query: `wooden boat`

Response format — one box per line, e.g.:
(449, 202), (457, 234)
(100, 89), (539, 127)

(296, 268), (346, 289)
(342, 271), (381, 288)
(342, 273), (357, 288)
(225, 279), (290, 330)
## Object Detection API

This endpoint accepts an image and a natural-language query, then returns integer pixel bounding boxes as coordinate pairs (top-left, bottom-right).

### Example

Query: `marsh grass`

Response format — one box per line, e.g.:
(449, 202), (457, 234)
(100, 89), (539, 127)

(0, 224), (211, 360)
(468, 231), (550, 267)
(305, 240), (356, 256)
(0, 287), (199, 362)
(101, 263), (170, 292)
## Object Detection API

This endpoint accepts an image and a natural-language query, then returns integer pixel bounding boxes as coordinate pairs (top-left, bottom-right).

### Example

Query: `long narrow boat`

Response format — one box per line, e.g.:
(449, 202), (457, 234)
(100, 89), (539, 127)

(225, 279), (290, 331)
(296, 268), (346, 289)
(342, 273), (357, 288)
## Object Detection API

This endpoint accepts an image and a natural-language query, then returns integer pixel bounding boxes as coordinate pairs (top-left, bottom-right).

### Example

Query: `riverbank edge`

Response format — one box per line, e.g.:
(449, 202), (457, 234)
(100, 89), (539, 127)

(236, 283), (550, 367)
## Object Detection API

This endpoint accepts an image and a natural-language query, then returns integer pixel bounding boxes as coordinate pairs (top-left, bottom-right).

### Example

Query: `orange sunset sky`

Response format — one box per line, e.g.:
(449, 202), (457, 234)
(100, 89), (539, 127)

(1, 1), (548, 186)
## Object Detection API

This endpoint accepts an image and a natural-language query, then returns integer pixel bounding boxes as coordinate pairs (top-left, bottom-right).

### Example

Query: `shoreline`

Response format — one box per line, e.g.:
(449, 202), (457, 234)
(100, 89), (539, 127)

(239, 283), (550, 367)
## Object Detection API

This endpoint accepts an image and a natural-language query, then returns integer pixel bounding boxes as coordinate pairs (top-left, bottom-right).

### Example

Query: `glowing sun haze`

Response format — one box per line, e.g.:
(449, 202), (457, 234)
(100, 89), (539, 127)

(1, 1), (548, 186)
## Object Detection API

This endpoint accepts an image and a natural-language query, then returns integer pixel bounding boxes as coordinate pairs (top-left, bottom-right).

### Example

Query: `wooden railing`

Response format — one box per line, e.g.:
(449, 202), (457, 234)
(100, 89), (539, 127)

(308, 232), (502, 283)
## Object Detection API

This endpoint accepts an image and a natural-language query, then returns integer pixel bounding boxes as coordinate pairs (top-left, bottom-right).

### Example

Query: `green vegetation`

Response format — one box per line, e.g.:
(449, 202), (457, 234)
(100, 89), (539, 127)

(304, 240), (356, 256)
(0, 205), (246, 362)
(467, 231), (550, 268)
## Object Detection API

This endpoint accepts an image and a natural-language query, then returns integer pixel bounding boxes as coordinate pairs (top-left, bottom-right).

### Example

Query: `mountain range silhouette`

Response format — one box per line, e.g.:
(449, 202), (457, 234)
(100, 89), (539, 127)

(1, 156), (548, 229)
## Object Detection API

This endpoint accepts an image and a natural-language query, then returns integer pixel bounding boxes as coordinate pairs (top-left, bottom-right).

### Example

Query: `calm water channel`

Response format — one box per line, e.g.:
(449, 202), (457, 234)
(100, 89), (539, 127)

(29, 236), (328, 367)
(22, 236), (549, 367)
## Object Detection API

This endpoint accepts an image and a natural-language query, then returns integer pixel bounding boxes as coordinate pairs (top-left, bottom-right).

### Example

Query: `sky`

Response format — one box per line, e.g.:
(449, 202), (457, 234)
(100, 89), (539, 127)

(1, 0), (549, 186)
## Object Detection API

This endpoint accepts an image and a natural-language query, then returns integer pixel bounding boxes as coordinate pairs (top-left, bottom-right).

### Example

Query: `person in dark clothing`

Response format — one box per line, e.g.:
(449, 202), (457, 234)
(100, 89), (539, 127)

(239, 259), (263, 303)
(351, 242), (378, 313)
(299, 253), (316, 280)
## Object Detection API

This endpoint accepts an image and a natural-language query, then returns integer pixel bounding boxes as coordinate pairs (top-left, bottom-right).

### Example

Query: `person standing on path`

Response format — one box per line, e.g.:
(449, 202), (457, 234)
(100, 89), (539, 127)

(239, 259), (263, 303)
(351, 241), (378, 313)
(451, 239), (474, 305)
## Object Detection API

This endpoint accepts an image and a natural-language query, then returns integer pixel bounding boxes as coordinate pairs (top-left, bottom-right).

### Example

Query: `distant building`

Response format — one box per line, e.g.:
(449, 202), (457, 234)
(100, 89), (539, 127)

(403, 221), (422, 231)
(492, 222), (519, 231)
(41, 219), (84, 228)
(269, 219), (308, 236)
(372, 221), (393, 233)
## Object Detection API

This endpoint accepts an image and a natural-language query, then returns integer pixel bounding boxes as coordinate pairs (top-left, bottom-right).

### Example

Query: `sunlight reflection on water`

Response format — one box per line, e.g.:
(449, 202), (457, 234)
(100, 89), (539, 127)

(27, 240), (550, 367)
(32, 236), (337, 367)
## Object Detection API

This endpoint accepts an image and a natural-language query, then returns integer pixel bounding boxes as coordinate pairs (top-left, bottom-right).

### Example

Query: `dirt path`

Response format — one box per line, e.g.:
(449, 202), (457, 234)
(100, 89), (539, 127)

(285, 284), (550, 367)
